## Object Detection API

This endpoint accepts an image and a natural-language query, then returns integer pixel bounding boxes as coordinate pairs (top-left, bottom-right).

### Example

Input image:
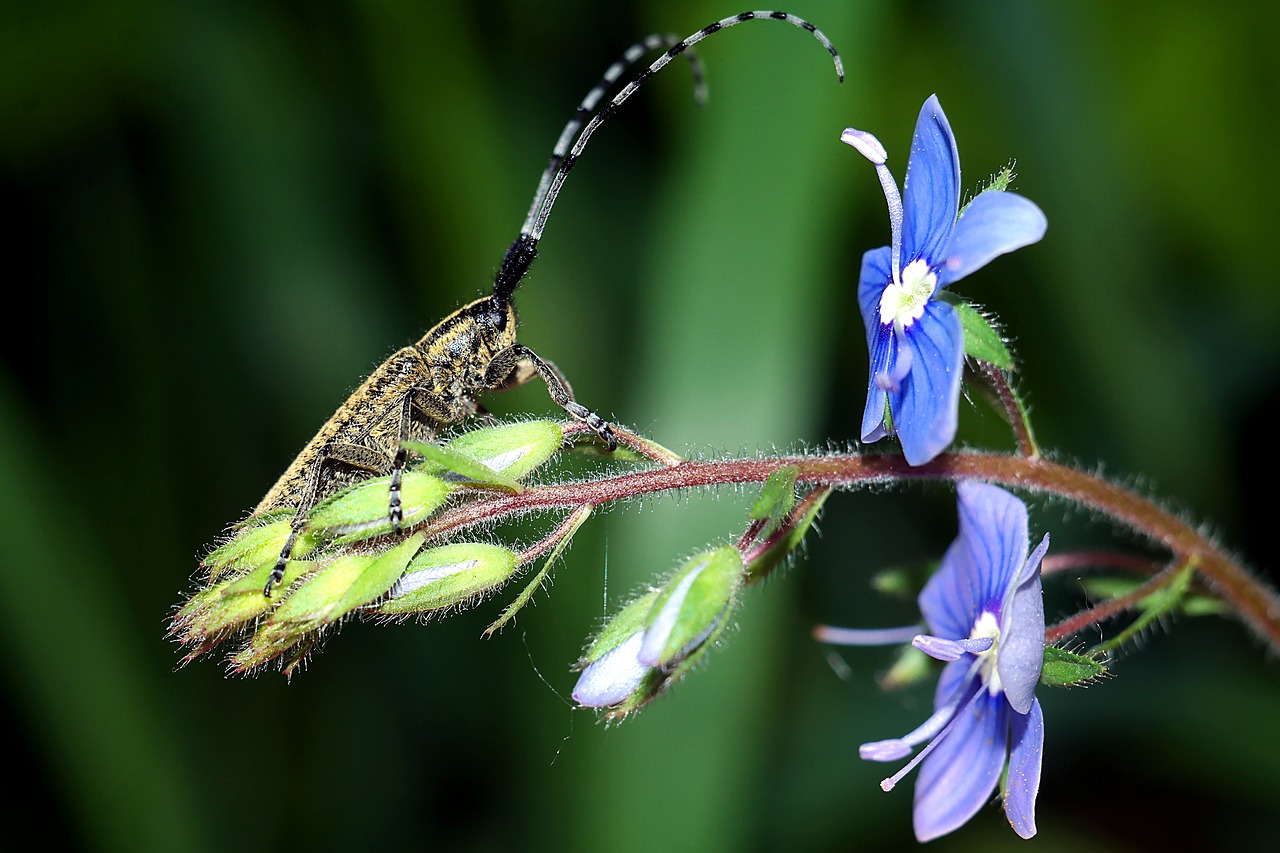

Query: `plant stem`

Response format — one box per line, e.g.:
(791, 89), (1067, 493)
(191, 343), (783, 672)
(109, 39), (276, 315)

(979, 362), (1040, 458)
(417, 450), (1280, 651)
(1044, 558), (1185, 644)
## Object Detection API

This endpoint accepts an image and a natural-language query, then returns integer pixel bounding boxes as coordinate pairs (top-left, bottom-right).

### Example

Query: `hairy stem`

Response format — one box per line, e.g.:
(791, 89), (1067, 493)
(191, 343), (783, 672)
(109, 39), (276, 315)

(1044, 558), (1186, 644)
(978, 362), (1039, 458)
(418, 451), (1279, 651)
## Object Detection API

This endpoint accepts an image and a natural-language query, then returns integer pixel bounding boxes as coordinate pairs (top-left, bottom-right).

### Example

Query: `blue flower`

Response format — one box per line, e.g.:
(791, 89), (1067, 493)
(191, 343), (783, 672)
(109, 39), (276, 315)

(816, 482), (1049, 841)
(842, 96), (1047, 465)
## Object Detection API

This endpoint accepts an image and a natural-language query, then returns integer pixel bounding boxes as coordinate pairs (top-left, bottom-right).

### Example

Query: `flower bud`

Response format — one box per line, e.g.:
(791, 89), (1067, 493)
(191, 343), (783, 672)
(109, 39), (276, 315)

(173, 557), (314, 653)
(637, 546), (743, 670)
(306, 473), (450, 543)
(572, 631), (650, 709)
(375, 543), (521, 616)
(239, 534), (427, 668)
(446, 419), (564, 479)
(573, 591), (660, 709)
(201, 517), (317, 581)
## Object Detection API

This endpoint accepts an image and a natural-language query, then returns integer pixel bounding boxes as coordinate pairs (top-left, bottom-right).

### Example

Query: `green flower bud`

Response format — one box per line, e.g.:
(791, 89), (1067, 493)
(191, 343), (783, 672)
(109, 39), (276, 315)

(375, 543), (521, 616)
(431, 419), (564, 482)
(202, 517), (317, 581)
(306, 473), (450, 543)
(173, 558), (314, 652)
(232, 534), (426, 670)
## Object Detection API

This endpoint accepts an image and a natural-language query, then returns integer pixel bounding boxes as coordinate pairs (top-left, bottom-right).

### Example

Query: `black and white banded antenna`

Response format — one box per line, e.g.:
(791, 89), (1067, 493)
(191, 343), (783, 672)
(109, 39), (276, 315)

(492, 32), (706, 303)
(493, 10), (844, 304)
(521, 32), (709, 251)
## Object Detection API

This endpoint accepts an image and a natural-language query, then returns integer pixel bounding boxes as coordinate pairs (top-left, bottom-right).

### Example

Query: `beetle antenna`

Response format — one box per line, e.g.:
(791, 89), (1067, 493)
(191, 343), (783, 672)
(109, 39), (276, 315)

(493, 11), (844, 305)
(494, 32), (706, 305)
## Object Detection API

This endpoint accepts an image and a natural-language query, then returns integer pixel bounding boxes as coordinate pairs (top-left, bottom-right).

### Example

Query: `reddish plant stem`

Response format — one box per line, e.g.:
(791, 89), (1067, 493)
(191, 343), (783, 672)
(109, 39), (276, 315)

(1044, 559), (1185, 644)
(979, 362), (1040, 458)
(1040, 550), (1164, 577)
(417, 451), (1280, 652)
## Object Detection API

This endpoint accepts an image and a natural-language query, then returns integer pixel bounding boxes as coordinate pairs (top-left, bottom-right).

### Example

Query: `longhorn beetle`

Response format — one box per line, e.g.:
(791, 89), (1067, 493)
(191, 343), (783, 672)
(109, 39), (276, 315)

(249, 11), (845, 595)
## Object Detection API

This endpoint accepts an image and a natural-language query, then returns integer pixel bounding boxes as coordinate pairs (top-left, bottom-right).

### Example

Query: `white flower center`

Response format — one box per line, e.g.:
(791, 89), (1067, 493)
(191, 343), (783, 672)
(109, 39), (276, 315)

(969, 610), (1003, 696)
(878, 258), (938, 327)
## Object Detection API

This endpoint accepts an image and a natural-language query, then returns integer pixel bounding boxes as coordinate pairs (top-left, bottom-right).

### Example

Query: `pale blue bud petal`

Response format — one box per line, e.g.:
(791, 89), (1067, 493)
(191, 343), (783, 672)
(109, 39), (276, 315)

(572, 631), (648, 708)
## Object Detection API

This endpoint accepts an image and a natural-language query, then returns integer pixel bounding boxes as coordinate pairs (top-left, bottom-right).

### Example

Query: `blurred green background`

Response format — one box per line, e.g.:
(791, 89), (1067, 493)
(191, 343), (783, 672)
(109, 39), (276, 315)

(3, 1), (1278, 850)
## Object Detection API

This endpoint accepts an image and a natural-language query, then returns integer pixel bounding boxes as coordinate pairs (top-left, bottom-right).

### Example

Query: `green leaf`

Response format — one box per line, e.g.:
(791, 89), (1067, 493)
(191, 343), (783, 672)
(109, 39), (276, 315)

(1040, 646), (1108, 687)
(750, 466), (798, 526)
(486, 505), (592, 634)
(954, 299), (1014, 369)
(744, 488), (831, 583)
(1094, 563), (1196, 653)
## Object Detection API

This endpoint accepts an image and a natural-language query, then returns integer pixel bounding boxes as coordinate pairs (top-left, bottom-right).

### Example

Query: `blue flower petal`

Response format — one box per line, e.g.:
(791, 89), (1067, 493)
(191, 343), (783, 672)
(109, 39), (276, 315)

(1004, 698), (1044, 839)
(920, 482), (1030, 637)
(858, 246), (894, 442)
(939, 190), (1048, 288)
(913, 691), (1009, 843)
(999, 533), (1049, 714)
(861, 324), (893, 442)
(857, 246), (893, 336)
(891, 300), (963, 466)
(900, 95), (960, 267)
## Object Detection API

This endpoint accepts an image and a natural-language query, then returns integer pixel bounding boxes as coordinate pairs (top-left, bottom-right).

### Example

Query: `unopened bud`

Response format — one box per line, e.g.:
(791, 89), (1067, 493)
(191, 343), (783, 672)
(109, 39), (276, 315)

(439, 420), (565, 482)
(240, 534), (426, 667)
(573, 591), (660, 710)
(202, 517), (317, 580)
(306, 473), (450, 543)
(376, 543), (521, 615)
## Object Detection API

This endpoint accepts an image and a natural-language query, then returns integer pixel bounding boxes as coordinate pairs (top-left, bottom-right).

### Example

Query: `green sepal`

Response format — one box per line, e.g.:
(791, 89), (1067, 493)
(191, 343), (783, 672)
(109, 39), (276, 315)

(278, 635), (318, 680)
(580, 591), (661, 663)
(958, 164), (1017, 218)
(952, 298), (1014, 369)
(376, 542), (520, 616)
(744, 488), (831, 583)
(1039, 646), (1108, 687)
(486, 505), (592, 634)
(750, 466), (798, 527)
(202, 519), (318, 581)
(306, 473), (450, 543)
(604, 610), (732, 722)
(643, 546), (743, 669)
(404, 440), (523, 493)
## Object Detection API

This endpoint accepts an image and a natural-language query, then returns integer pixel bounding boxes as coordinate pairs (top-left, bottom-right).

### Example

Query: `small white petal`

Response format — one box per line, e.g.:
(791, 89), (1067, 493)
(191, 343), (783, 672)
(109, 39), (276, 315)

(572, 632), (648, 708)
